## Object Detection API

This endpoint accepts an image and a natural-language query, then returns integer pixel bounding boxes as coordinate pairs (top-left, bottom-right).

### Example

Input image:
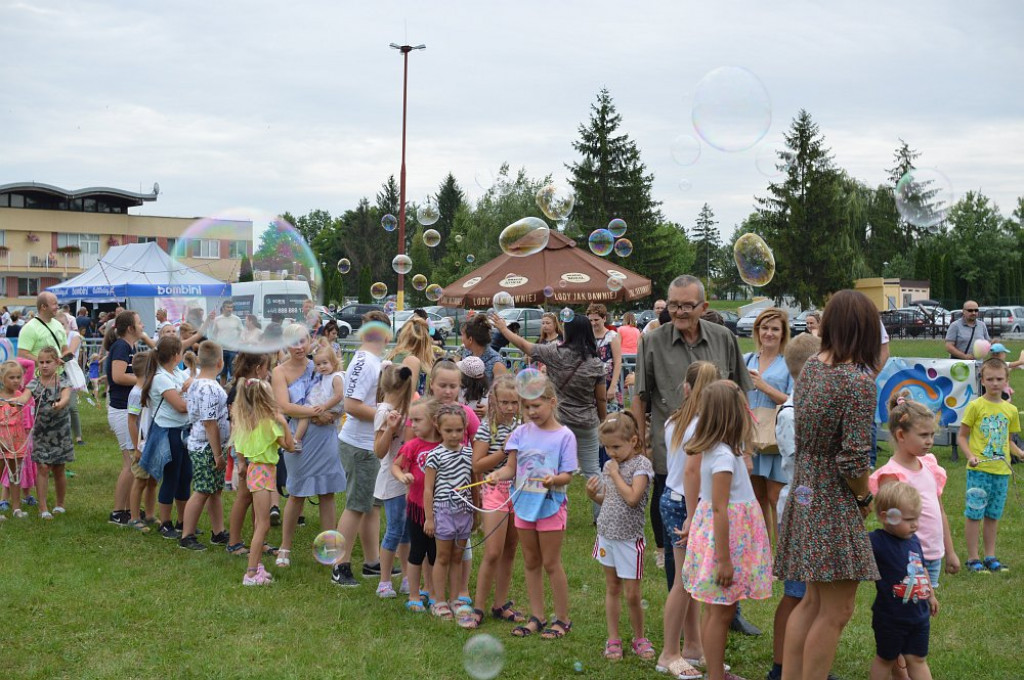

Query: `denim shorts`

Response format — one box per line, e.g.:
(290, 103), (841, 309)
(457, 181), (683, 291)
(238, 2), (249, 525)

(381, 495), (410, 552)
(964, 469), (1009, 521)
(659, 489), (687, 550)
(922, 558), (942, 589)
(784, 580), (807, 598)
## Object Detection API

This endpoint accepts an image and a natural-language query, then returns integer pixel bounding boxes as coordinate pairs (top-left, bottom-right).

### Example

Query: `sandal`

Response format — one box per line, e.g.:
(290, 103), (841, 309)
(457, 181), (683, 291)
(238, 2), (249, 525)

(540, 619), (572, 639)
(263, 543), (279, 556)
(511, 616), (547, 637)
(431, 601), (454, 620)
(226, 542), (249, 555)
(457, 607), (485, 629)
(275, 549), (291, 567)
(966, 559), (988, 573)
(405, 600), (426, 613)
(984, 557), (1009, 572)
(604, 638), (623, 660)
(656, 658), (703, 680)
(491, 600), (526, 623)
(631, 637), (656, 660)
(127, 519), (151, 533)
(684, 657), (730, 672)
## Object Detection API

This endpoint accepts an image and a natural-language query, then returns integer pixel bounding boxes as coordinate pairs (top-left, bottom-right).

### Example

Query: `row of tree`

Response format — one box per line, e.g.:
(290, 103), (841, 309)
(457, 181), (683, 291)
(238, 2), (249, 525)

(252, 91), (1024, 311)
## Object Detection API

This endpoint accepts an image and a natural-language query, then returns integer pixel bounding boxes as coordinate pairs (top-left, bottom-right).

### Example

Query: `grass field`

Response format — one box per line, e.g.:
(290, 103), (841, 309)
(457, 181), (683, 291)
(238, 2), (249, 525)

(1, 339), (1022, 679)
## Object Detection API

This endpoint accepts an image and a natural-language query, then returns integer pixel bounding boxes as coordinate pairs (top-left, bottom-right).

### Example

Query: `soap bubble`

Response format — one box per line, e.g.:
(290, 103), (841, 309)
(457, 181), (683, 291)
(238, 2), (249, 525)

(499, 217), (550, 257)
(756, 145), (797, 178)
(972, 339), (991, 359)
(678, 178), (693, 192)
(515, 367), (548, 400)
(613, 238), (633, 258)
(588, 229), (615, 256)
(606, 276), (623, 292)
(312, 530), (346, 565)
(966, 487), (988, 511)
(884, 508), (903, 525)
(535, 183), (575, 221)
(493, 291), (515, 312)
(336, 258), (351, 274)
(392, 254), (412, 275)
(370, 282), (388, 301)
(573, 661), (584, 673)
(733, 233), (775, 286)
(641, 599), (649, 610)
(792, 485), (813, 506)
(670, 133), (702, 166)
(692, 66), (772, 152)
(381, 214), (398, 232)
(895, 168), (954, 229)
(425, 284), (444, 302)
(558, 280), (568, 288)
(466, 254), (476, 264)
(172, 208), (321, 356)
(543, 286), (554, 298)
(607, 218), (627, 238)
(455, 235), (464, 243)
(463, 634), (505, 680)
(422, 229), (441, 247)
(417, 201), (439, 226)
(411, 274), (428, 291)
(559, 307), (575, 323)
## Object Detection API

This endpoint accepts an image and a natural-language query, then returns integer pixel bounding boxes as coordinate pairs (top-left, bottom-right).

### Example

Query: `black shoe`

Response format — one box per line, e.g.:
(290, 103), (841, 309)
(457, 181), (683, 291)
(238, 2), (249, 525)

(297, 515), (306, 527)
(179, 534), (207, 551)
(210, 531), (229, 545)
(159, 522), (181, 540)
(108, 511), (130, 526)
(361, 562), (381, 577)
(174, 522), (202, 536)
(270, 506), (281, 526)
(331, 563), (359, 587)
(731, 610), (762, 636)
(766, 667), (782, 680)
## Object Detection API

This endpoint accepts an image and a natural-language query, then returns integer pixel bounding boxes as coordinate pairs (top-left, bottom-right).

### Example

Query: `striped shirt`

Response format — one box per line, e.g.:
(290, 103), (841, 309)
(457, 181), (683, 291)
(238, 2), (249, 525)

(424, 444), (473, 512)
(473, 418), (517, 476)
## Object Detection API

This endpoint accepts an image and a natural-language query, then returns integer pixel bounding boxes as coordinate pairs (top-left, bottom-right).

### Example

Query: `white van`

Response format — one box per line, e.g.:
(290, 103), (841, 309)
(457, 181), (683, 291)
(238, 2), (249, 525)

(231, 280), (312, 326)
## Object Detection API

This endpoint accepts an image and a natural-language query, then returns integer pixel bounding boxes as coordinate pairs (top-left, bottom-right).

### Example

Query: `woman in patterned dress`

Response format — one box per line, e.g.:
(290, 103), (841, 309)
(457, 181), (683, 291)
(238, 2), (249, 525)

(774, 290), (882, 680)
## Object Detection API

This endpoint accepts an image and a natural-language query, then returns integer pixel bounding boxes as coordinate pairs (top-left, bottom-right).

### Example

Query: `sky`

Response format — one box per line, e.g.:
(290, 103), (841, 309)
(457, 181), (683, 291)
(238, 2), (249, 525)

(2, 0), (1023, 244)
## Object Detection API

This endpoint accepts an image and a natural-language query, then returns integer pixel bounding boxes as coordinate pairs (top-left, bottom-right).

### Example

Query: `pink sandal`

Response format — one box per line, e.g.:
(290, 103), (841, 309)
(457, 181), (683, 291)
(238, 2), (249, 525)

(632, 637), (656, 660)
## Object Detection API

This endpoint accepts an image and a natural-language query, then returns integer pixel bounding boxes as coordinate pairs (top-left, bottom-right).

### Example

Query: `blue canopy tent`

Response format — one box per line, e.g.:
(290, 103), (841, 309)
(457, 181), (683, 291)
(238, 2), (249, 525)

(46, 242), (230, 336)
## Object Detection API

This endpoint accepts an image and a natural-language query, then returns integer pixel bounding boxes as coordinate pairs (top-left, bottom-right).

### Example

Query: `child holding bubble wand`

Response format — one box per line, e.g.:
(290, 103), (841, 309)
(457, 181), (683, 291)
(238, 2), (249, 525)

(586, 411), (655, 661)
(230, 378), (294, 586)
(26, 346), (74, 519)
(681, 381), (772, 680)
(0, 360), (33, 518)
(485, 376), (577, 639)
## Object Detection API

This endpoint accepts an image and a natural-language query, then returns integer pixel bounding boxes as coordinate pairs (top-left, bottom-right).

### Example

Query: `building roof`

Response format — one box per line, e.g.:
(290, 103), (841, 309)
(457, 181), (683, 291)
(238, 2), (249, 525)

(0, 181), (159, 208)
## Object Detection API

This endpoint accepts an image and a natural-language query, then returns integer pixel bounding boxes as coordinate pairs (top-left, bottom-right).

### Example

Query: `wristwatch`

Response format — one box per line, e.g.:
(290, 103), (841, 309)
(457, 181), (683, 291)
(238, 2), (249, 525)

(855, 492), (874, 508)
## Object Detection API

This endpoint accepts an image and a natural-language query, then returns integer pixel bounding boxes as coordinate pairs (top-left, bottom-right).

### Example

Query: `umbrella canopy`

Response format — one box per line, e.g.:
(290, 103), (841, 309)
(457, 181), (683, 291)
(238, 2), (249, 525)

(439, 231), (652, 308)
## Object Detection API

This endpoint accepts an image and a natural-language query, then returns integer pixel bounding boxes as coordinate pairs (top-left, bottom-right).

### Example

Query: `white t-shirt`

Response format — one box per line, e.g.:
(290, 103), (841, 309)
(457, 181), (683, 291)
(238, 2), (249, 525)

(699, 442), (756, 504)
(148, 366), (191, 429)
(664, 417), (698, 495)
(211, 313), (244, 347)
(775, 395), (795, 517)
(338, 349), (382, 449)
(310, 370), (345, 414)
(373, 402), (408, 501)
(127, 385), (150, 444)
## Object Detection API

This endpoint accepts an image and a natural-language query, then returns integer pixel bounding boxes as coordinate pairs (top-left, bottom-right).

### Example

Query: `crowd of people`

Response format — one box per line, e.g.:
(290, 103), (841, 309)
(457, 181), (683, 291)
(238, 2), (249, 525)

(1, 283), (1020, 680)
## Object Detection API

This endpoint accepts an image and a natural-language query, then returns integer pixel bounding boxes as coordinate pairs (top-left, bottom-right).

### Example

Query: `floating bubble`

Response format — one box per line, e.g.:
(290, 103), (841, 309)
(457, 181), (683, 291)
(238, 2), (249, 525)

(895, 168), (954, 229)
(463, 634), (505, 680)
(966, 487), (988, 511)
(607, 218), (627, 238)
(466, 254), (476, 264)
(172, 208), (321, 355)
(558, 280), (568, 288)
(542, 286), (554, 298)
(499, 217), (550, 257)
(756, 145), (797, 178)
(973, 339), (991, 359)
(792, 485), (813, 506)
(733, 232), (775, 287)
(370, 282), (388, 301)
(670, 133), (702, 166)
(588, 229), (615, 256)
(455, 604), (477, 628)
(573, 661), (584, 673)
(949, 362), (971, 382)
(884, 508), (903, 525)
(422, 229), (441, 248)
(417, 201), (439, 226)
(493, 291), (515, 312)
(678, 178), (693, 192)
(392, 254), (413, 275)
(424, 284), (443, 302)
(381, 214), (398, 232)
(641, 599), (649, 610)
(606, 276), (623, 292)
(613, 238), (633, 258)
(515, 367), (548, 400)
(411, 274), (428, 291)
(312, 530), (346, 565)
(336, 258), (351, 274)
(535, 183), (576, 222)
(455, 235), (464, 243)
(559, 307), (575, 324)
(692, 66), (772, 152)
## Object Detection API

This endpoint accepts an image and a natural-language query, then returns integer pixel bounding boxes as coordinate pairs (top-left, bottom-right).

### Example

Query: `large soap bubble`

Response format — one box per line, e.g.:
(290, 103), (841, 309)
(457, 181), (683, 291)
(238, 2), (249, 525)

(607, 218), (627, 238)
(756, 144), (797, 178)
(312, 530), (346, 565)
(424, 284), (444, 302)
(417, 200), (439, 226)
(493, 291), (515, 312)
(381, 214), (398, 232)
(466, 254), (476, 264)
(515, 367), (548, 400)
(422, 229), (441, 248)
(411, 274), (428, 291)
(171, 208), (321, 356)
(336, 258), (351, 274)
(670, 133), (702, 166)
(499, 217), (550, 257)
(392, 254), (413, 275)
(966, 487), (988, 511)
(370, 282), (388, 301)
(588, 229), (615, 256)
(559, 307), (575, 323)
(733, 233), (775, 287)
(692, 66), (772, 152)
(535, 183), (575, 222)
(463, 634), (505, 680)
(895, 168), (954, 230)
(613, 238), (633, 257)
(606, 276), (623, 292)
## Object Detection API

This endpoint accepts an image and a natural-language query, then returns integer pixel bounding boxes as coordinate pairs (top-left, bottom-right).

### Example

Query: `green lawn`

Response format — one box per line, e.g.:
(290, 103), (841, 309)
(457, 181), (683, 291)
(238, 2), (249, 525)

(1, 339), (1022, 679)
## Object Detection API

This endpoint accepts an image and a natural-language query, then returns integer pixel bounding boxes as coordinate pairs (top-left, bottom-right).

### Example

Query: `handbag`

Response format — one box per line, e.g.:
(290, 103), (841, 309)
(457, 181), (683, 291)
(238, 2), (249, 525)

(750, 406), (780, 454)
(64, 359), (87, 391)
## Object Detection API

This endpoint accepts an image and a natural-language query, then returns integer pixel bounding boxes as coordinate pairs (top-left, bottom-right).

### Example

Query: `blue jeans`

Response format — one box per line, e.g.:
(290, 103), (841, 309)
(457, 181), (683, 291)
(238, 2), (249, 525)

(381, 495), (410, 552)
(659, 488), (686, 591)
(158, 426), (192, 505)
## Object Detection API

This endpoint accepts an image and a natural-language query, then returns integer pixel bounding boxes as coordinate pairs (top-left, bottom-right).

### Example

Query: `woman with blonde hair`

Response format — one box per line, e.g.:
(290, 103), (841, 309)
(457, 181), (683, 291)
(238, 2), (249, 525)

(388, 316), (435, 395)
(537, 312), (563, 345)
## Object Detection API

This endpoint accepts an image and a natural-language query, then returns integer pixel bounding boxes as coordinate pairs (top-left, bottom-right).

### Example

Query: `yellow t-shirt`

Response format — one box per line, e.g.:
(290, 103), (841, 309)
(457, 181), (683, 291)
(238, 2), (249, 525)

(961, 397), (1019, 475)
(234, 420), (284, 465)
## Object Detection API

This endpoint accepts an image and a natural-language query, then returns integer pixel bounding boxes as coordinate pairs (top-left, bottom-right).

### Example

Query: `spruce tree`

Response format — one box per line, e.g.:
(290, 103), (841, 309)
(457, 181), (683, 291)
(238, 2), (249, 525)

(434, 174), (465, 263)
(691, 203), (721, 294)
(376, 176), (400, 217)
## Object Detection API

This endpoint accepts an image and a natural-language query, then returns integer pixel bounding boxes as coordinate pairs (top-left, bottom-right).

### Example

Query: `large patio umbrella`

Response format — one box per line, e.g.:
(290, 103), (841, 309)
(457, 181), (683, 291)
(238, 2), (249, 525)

(439, 231), (652, 308)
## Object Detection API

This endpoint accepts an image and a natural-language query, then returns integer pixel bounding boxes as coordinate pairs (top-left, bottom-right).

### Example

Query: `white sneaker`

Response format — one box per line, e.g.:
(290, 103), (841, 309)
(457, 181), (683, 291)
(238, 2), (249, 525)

(40, 511), (54, 520)
(377, 581), (397, 599)
(52, 506), (66, 515)
(655, 550), (665, 569)
(13, 509), (29, 519)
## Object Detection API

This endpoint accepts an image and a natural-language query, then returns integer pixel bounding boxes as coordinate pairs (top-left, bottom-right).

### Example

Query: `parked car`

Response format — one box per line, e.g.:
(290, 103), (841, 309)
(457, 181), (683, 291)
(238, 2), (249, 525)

(636, 309), (658, 330)
(422, 305), (469, 335)
(711, 309), (739, 334)
(913, 304), (952, 329)
(388, 310), (452, 340)
(496, 307), (546, 340)
(880, 308), (928, 337)
(978, 306), (1024, 336)
(335, 303), (385, 331)
(789, 310), (818, 336)
(736, 310), (761, 337)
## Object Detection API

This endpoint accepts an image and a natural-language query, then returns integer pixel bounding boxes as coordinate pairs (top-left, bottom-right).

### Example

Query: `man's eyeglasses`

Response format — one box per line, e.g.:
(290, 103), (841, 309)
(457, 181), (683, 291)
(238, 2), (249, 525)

(964, 308), (979, 313)
(667, 302), (702, 313)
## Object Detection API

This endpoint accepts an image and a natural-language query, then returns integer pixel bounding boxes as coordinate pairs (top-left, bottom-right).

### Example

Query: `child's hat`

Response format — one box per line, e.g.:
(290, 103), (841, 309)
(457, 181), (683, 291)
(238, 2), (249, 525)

(456, 356), (485, 379)
(990, 343), (1009, 354)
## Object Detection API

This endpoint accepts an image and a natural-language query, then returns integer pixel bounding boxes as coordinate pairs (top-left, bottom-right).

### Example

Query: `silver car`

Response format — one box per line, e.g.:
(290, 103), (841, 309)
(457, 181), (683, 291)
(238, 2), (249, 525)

(736, 310), (760, 337)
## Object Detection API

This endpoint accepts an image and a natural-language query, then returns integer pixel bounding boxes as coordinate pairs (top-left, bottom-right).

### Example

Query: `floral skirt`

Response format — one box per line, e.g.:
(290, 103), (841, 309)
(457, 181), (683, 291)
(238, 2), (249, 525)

(682, 499), (773, 605)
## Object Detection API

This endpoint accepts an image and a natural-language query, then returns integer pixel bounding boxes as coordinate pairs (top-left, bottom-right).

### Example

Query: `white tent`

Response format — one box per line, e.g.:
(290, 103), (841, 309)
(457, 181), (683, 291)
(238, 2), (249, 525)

(47, 242), (231, 335)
